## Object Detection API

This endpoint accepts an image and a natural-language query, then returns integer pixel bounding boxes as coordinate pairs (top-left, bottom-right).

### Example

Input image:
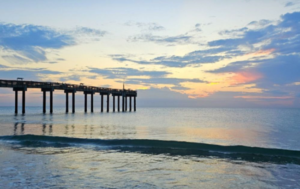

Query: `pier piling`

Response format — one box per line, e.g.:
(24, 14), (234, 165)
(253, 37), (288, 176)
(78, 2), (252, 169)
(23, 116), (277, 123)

(118, 95), (120, 112)
(134, 96), (136, 112)
(113, 95), (115, 112)
(84, 93), (87, 113)
(22, 90), (25, 114)
(125, 96), (127, 112)
(42, 88), (54, 114)
(122, 96), (125, 112)
(13, 87), (26, 114)
(43, 91), (46, 113)
(15, 91), (18, 114)
(72, 92), (75, 113)
(107, 94), (109, 112)
(84, 91), (94, 113)
(65, 90), (76, 113)
(50, 90), (53, 113)
(91, 93), (93, 113)
(101, 94), (104, 112)
(130, 96), (132, 112)
(66, 92), (69, 113)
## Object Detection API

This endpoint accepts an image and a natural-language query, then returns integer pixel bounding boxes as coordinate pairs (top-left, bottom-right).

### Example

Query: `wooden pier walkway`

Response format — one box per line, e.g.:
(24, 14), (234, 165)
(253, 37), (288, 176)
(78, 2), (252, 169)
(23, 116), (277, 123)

(0, 79), (137, 114)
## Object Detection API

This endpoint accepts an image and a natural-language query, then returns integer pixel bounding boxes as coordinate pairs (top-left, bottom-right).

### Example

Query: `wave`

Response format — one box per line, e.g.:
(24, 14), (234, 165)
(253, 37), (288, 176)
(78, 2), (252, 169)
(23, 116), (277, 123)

(1, 135), (300, 164)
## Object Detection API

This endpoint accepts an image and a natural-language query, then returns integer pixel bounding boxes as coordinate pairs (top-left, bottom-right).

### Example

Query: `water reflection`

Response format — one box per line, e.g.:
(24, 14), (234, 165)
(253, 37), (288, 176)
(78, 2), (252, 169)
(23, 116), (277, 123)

(11, 121), (266, 147)
(42, 124), (53, 135)
(167, 127), (266, 146)
(6, 124), (300, 165)
(14, 122), (25, 135)
(11, 121), (137, 139)
(4, 107), (299, 150)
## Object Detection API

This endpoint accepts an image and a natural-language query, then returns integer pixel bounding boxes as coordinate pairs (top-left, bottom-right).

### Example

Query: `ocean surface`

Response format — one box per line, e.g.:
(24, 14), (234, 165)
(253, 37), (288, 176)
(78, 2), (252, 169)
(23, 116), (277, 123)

(0, 107), (299, 188)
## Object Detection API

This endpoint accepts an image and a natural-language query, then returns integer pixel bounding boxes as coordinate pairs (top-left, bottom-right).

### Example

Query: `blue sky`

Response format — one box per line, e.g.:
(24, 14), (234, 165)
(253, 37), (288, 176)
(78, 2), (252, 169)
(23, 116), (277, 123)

(0, 0), (300, 107)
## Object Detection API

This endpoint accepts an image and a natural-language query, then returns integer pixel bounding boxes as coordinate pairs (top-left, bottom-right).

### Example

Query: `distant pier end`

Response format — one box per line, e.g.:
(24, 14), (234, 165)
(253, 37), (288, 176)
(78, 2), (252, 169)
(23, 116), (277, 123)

(0, 79), (137, 114)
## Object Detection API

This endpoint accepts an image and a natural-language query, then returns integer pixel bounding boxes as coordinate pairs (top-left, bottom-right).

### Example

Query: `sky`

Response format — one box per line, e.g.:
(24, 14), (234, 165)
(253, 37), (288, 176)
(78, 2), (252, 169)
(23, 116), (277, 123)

(0, 0), (300, 108)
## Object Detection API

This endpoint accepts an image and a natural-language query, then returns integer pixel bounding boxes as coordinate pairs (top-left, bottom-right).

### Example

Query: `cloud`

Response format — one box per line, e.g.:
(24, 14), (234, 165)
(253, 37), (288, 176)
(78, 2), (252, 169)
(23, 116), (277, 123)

(127, 21), (207, 46)
(88, 67), (170, 79)
(193, 23), (202, 32)
(127, 33), (193, 46)
(2, 55), (30, 64)
(200, 11), (300, 105)
(0, 64), (9, 68)
(137, 88), (286, 108)
(110, 11), (300, 106)
(257, 54), (300, 86)
(125, 22), (165, 31)
(0, 68), (62, 81)
(171, 85), (191, 90)
(111, 47), (241, 67)
(125, 77), (206, 86)
(285, 2), (295, 7)
(209, 54), (300, 86)
(87, 67), (206, 86)
(208, 59), (257, 73)
(137, 87), (193, 107)
(209, 11), (300, 76)
(0, 23), (106, 63)
(70, 27), (107, 42)
(73, 27), (106, 37)
(60, 75), (82, 82)
(247, 20), (274, 28)
(209, 12), (300, 55)
(0, 23), (75, 62)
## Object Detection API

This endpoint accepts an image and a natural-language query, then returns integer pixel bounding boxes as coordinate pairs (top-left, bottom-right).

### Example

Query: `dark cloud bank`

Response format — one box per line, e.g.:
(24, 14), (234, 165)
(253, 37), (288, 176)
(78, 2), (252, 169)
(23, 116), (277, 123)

(0, 23), (106, 63)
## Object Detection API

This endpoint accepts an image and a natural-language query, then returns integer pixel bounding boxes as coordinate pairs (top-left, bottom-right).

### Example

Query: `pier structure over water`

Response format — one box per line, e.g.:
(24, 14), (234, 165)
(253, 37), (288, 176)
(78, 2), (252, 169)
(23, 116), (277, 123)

(0, 79), (137, 114)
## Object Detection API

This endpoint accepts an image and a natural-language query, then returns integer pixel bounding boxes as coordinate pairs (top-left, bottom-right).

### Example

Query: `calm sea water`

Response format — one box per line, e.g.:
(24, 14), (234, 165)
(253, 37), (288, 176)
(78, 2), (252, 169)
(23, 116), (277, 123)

(0, 107), (300, 188)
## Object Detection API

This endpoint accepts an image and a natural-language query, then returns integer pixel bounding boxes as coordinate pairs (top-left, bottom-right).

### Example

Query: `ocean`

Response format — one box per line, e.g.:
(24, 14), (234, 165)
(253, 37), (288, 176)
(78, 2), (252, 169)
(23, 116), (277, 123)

(0, 107), (299, 188)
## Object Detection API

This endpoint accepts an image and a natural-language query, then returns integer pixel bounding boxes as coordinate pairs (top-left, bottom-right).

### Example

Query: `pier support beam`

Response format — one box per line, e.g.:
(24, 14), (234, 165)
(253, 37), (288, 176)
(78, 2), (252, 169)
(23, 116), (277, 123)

(84, 93), (87, 113)
(124, 96), (126, 112)
(122, 96), (125, 112)
(15, 90), (18, 114)
(72, 92), (75, 113)
(13, 87), (27, 114)
(125, 97), (127, 111)
(130, 96), (132, 112)
(42, 88), (54, 114)
(64, 90), (76, 113)
(101, 94), (103, 112)
(22, 90), (25, 114)
(134, 96), (136, 111)
(66, 92), (69, 113)
(50, 90), (53, 113)
(84, 91), (94, 113)
(113, 95), (115, 112)
(107, 94), (109, 112)
(91, 93), (93, 113)
(118, 95), (120, 112)
(43, 91), (46, 113)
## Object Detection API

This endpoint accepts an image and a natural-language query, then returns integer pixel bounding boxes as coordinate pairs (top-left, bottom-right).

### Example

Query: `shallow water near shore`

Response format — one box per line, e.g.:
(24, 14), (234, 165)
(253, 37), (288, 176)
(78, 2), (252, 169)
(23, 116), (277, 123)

(0, 107), (300, 188)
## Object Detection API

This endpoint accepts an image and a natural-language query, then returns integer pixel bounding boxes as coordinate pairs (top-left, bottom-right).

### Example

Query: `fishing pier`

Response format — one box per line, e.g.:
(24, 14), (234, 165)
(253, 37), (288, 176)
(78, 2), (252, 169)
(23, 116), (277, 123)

(0, 79), (137, 114)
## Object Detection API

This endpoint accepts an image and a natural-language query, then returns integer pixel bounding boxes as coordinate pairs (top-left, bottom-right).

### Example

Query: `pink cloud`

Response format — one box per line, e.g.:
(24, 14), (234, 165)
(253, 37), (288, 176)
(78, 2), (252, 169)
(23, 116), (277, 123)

(229, 70), (263, 85)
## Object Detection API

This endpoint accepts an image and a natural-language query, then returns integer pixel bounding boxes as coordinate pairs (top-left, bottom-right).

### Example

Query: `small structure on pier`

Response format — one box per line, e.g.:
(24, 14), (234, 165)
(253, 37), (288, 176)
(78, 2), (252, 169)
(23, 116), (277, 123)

(0, 79), (137, 114)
